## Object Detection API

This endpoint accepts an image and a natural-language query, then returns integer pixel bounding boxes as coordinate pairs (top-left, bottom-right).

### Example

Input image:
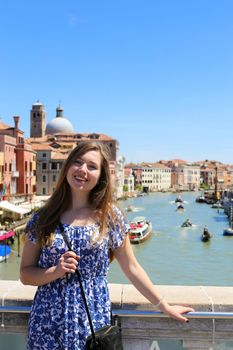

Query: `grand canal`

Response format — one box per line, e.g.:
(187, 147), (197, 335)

(108, 191), (233, 287)
(1, 191), (233, 287)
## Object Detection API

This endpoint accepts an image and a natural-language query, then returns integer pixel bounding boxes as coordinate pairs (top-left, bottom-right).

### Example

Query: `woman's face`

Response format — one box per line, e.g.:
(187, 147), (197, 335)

(66, 150), (102, 194)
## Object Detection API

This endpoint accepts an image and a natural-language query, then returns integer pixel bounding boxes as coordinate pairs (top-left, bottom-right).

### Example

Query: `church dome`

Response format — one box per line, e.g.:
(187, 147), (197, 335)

(45, 105), (74, 135)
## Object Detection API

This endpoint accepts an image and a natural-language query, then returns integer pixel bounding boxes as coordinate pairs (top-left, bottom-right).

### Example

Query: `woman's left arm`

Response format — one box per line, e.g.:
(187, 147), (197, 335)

(113, 235), (194, 323)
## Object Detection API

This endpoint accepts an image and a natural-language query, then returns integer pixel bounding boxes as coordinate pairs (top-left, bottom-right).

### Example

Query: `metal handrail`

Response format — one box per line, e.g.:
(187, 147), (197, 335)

(112, 309), (233, 319)
(0, 306), (31, 313)
(1, 306), (233, 319)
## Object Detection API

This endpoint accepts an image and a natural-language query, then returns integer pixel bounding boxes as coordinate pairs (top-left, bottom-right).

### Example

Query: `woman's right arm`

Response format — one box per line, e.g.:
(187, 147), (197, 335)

(20, 237), (79, 286)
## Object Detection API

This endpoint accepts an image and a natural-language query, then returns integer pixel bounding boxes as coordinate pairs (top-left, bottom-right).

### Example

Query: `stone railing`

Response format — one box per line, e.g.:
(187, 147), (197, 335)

(1, 281), (233, 349)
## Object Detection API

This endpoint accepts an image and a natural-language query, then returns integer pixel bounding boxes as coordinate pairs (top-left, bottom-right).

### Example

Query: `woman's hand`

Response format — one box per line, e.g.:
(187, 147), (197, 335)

(55, 251), (80, 278)
(160, 304), (194, 323)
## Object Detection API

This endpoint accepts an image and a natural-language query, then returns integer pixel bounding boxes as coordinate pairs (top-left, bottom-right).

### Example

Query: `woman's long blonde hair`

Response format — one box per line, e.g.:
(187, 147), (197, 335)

(30, 141), (117, 246)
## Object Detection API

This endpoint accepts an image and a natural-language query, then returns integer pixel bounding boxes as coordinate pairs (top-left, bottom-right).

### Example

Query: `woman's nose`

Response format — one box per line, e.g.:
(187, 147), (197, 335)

(79, 162), (87, 172)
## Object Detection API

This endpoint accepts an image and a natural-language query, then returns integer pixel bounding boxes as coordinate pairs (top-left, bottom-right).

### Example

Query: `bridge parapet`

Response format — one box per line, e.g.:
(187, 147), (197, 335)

(1, 281), (233, 349)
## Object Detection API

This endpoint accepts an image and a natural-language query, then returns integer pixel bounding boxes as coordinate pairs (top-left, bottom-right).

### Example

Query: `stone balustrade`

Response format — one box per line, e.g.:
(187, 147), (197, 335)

(1, 281), (233, 349)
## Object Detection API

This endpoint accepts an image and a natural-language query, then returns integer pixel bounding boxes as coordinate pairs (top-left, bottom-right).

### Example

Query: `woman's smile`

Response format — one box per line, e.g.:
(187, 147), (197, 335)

(66, 150), (102, 192)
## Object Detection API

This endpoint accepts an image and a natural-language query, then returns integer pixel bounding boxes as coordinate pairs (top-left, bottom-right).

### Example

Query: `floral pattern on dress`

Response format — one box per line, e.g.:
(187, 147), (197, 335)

(26, 207), (130, 350)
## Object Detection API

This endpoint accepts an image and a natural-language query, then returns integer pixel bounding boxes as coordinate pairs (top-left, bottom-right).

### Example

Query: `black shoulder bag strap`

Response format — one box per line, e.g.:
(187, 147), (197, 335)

(59, 223), (98, 348)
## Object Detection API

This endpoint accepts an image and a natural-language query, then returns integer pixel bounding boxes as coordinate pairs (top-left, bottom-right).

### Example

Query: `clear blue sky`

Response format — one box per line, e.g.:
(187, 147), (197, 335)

(1, 0), (233, 164)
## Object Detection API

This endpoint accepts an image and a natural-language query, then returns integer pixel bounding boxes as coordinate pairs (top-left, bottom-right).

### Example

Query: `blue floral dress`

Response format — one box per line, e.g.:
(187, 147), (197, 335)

(26, 208), (130, 350)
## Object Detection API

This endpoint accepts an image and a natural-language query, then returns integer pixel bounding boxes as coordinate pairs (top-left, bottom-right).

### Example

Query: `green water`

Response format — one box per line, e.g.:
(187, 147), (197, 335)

(1, 191), (233, 349)
(108, 192), (232, 286)
(1, 191), (232, 287)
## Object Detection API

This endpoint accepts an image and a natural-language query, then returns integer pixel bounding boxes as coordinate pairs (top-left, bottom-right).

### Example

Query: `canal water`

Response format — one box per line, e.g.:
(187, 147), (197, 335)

(1, 191), (232, 286)
(1, 191), (233, 349)
(108, 191), (232, 286)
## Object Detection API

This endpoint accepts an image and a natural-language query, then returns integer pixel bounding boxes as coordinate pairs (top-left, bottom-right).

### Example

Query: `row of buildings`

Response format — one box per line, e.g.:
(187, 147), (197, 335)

(124, 159), (233, 193)
(0, 102), (233, 203)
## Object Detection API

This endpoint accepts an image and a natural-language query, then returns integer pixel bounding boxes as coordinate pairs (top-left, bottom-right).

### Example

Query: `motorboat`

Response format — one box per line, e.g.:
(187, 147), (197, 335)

(0, 245), (11, 262)
(196, 195), (206, 203)
(129, 217), (152, 244)
(211, 202), (223, 209)
(175, 196), (183, 203)
(176, 203), (184, 211)
(126, 205), (133, 212)
(181, 219), (192, 228)
(138, 192), (148, 197)
(201, 227), (211, 242)
(223, 227), (233, 236)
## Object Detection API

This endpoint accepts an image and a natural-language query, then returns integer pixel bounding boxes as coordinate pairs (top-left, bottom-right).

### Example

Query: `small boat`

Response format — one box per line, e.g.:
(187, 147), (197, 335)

(201, 227), (211, 242)
(181, 219), (192, 228)
(176, 203), (184, 211)
(175, 196), (183, 203)
(126, 205), (133, 212)
(196, 195), (206, 203)
(129, 217), (152, 244)
(0, 245), (12, 262)
(223, 228), (233, 236)
(205, 198), (215, 205)
(211, 202), (223, 209)
(138, 192), (147, 197)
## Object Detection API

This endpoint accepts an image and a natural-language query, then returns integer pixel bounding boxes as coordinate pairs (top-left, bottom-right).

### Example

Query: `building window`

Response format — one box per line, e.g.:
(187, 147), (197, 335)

(75, 134), (82, 139)
(88, 133), (99, 139)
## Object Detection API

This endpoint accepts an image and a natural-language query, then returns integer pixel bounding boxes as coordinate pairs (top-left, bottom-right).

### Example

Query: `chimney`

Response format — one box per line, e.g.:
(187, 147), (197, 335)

(13, 115), (20, 130)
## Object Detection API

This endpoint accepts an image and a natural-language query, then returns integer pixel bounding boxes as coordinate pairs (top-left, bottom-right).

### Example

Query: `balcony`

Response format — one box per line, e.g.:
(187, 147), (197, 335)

(25, 172), (34, 177)
(11, 171), (19, 178)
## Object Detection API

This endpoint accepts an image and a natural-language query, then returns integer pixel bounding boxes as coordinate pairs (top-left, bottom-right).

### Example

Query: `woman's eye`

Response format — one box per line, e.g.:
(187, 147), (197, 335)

(74, 160), (83, 166)
(88, 164), (97, 170)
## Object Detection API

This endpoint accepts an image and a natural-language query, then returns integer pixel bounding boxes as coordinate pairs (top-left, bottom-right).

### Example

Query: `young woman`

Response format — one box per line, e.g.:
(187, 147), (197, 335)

(20, 141), (193, 350)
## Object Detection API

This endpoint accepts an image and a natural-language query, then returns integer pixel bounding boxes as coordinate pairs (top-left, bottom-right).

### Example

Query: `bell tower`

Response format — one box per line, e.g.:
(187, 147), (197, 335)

(30, 101), (46, 137)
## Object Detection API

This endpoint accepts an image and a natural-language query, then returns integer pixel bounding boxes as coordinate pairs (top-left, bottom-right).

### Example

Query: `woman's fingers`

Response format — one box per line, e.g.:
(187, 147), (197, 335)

(63, 251), (80, 260)
(57, 252), (80, 276)
(165, 305), (194, 323)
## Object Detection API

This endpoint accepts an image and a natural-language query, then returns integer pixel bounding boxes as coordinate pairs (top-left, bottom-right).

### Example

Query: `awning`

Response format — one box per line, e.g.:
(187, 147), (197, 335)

(0, 201), (31, 215)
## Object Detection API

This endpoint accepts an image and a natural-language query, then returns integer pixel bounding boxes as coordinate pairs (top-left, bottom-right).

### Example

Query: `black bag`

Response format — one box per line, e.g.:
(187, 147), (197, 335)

(60, 225), (123, 350)
(86, 324), (123, 350)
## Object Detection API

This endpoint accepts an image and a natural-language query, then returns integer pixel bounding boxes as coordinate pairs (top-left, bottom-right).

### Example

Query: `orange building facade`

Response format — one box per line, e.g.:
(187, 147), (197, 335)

(0, 116), (36, 200)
